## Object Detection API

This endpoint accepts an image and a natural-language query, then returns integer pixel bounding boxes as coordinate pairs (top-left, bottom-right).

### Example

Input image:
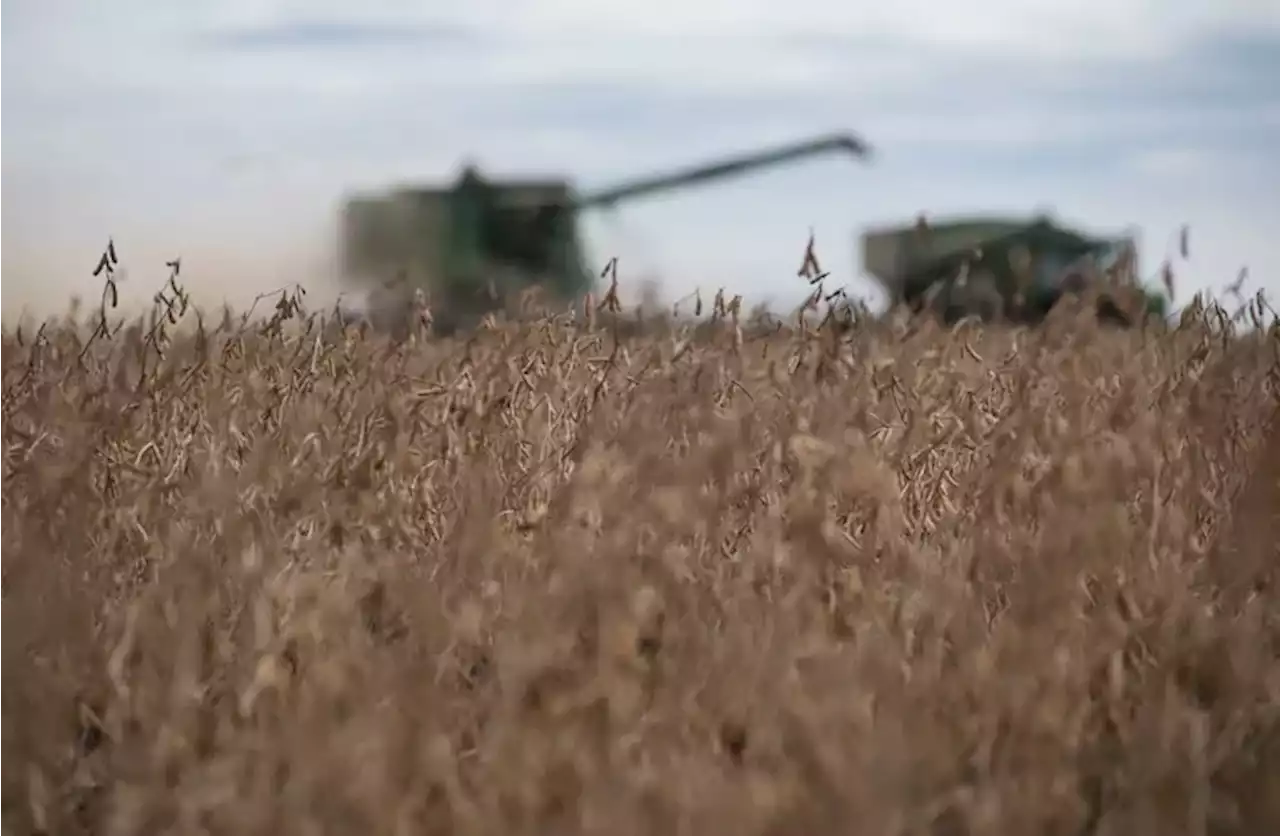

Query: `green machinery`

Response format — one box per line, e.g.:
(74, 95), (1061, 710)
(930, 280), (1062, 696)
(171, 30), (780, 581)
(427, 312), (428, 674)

(340, 132), (872, 331)
(862, 215), (1171, 327)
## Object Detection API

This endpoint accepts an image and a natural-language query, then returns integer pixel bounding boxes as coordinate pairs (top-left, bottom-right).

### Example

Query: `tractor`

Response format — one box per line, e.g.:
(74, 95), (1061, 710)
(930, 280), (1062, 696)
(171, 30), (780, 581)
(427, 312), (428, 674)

(861, 215), (1171, 327)
(338, 132), (872, 333)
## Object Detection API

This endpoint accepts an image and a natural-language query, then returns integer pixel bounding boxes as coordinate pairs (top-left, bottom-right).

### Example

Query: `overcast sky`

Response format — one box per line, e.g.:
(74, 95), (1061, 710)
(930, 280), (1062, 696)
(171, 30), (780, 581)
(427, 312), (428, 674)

(3, 1), (1278, 319)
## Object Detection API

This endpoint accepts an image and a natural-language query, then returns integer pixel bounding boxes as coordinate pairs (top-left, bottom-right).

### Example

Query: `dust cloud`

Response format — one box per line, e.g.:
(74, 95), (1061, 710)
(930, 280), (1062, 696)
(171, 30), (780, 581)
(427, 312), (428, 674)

(1, 176), (352, 327)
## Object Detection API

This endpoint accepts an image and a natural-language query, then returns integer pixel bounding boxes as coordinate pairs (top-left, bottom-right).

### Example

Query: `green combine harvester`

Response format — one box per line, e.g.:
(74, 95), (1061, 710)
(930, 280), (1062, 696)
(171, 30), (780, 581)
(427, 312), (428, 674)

(861, 215), (1171, 327)
(339, 132), (872, 333)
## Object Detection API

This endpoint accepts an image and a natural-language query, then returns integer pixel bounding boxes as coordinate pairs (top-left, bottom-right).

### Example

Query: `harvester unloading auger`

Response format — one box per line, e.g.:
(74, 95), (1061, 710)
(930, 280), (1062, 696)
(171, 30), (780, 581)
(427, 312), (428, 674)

(338, 132), (872, 333)
(861, 215), (1171, 327)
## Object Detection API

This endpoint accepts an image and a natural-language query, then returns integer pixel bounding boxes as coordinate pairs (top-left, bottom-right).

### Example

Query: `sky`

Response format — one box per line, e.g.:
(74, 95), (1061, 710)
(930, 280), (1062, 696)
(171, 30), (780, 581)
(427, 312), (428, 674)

(3, 0), (1279, 321)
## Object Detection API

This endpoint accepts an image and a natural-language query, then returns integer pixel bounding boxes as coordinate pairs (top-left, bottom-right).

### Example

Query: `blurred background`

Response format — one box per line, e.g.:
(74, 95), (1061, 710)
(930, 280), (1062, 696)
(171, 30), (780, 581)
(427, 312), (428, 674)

(3, 0), (1278, 321)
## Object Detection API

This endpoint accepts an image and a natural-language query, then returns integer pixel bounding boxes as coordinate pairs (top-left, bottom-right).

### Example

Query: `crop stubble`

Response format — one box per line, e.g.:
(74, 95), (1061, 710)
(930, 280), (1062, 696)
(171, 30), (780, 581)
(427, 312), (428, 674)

(3, 296), (1279, 836)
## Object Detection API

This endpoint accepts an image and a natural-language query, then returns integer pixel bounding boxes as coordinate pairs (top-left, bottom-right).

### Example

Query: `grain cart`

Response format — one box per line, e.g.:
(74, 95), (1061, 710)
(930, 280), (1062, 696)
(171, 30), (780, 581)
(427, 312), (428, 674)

(340, 132), (871, 333)
(861, 215), (1170, 327)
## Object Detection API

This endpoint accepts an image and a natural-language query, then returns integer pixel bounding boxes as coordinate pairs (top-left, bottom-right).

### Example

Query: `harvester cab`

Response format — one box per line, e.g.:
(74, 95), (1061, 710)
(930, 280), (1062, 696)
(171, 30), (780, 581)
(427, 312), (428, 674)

(340, 132), (872, 332)
(861, 215), (1171, 327)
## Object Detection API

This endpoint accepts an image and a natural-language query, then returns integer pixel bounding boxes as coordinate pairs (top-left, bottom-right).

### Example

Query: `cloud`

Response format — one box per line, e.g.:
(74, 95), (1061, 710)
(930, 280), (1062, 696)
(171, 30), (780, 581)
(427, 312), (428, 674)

(3, 1), (1278, 319)
(199, 19), (479, 52)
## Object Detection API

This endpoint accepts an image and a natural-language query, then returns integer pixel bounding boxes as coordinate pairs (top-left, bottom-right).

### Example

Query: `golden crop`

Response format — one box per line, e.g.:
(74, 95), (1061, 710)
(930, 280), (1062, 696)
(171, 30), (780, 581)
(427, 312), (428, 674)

(3, 257), (1278, 836)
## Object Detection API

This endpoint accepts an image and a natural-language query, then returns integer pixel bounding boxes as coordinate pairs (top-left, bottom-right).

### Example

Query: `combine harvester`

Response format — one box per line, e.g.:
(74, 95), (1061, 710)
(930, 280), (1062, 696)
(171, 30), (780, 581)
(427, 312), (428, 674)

(861, 215), (1171, 327)
(337, 130), (1171, 333)
(339, 132), (872, 333)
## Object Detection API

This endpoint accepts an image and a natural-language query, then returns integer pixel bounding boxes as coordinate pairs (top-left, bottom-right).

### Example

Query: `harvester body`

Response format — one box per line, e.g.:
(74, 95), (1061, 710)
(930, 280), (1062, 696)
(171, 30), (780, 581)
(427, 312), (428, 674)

(862, 215), (1170, 326)
(342, 175), (588, 330)
(340, 133), (871, 332)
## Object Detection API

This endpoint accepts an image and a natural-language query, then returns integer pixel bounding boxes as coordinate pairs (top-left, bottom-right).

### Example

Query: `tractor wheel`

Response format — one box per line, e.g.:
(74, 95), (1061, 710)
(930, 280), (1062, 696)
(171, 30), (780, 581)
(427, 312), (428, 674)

(1095, 296), (1135, 328)
(941, 303), (969, 326)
